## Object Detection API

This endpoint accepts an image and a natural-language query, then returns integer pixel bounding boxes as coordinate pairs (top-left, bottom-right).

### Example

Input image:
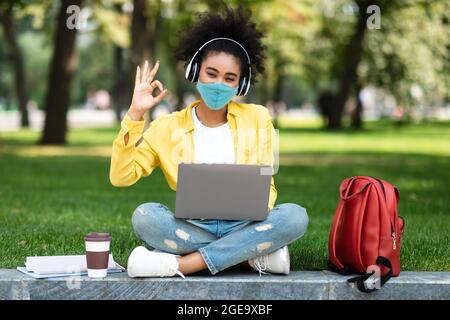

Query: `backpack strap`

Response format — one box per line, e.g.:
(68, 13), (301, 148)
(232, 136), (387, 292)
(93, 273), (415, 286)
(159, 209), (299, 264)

(328, 178), (355, 270)
(347, 256), (393, 293)
(328, 261), (354, 275)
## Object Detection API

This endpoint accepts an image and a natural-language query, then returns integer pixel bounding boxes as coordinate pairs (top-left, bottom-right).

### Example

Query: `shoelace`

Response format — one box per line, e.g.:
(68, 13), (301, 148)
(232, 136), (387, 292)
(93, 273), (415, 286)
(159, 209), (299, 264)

(252, 255), (270, 277)
(163, 256), (186, 279)
(169, 266), (186, 279)
(150, 250), (186, 279)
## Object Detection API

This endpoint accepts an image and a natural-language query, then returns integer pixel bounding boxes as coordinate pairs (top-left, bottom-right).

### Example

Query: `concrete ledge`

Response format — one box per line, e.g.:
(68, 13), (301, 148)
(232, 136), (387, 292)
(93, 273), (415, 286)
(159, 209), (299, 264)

(1, 269), (449, 300)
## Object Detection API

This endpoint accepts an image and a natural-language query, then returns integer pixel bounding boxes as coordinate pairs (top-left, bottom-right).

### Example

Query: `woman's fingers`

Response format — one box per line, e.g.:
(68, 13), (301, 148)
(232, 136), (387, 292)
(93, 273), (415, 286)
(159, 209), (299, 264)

(135, 60), (160, 87)
(141, 60), (149, 84)
(153, 89), (168, 105)
(148, 60), (159, 84)
(150, 80), (164, 92)
(135, 66), (141, 87)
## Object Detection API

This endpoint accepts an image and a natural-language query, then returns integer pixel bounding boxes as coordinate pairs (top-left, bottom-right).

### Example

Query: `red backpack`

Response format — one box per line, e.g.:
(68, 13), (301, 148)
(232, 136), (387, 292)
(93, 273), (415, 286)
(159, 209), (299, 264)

(328, 176), (405, 292)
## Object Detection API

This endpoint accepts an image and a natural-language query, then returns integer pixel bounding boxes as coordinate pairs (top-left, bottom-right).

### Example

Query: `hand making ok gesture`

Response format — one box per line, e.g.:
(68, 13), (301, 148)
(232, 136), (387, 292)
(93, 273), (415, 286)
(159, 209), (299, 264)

(128, 60), (168, 121)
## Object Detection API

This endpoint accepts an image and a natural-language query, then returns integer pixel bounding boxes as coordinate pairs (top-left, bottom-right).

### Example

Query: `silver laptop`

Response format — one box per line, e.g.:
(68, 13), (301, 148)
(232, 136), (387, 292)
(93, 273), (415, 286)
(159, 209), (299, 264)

(175, 163), (272, 221)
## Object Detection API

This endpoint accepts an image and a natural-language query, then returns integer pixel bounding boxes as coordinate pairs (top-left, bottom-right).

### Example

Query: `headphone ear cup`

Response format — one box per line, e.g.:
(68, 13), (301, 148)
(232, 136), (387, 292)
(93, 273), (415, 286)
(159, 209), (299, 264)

(185, 60), (192, 81)
(192, 62), (199, 82)
(185, 59), (198, 82)
(243, 78), (251, 96)
(243, 67), (251, 96)
(238, 77), (246, 96)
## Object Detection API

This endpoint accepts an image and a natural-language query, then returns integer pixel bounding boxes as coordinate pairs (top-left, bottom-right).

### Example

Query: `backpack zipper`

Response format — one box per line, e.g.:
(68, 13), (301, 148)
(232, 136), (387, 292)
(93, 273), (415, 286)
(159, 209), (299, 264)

(391, 222), (397, 250)
(373, 177), (397, 251)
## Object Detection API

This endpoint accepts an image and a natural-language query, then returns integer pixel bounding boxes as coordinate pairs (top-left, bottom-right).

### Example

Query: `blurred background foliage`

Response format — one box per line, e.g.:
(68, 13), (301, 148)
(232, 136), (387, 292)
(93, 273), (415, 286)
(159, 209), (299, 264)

(0, 0), (449, 142)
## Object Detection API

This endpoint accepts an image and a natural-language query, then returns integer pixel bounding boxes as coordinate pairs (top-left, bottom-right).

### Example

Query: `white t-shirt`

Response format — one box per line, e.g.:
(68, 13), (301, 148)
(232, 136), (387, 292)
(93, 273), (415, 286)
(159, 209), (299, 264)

(192, 106), (235, 164)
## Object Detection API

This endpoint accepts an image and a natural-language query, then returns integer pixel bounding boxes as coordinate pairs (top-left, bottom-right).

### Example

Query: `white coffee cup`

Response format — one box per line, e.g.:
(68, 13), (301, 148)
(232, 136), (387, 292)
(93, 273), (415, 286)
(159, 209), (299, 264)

(84, 232), (111, 278)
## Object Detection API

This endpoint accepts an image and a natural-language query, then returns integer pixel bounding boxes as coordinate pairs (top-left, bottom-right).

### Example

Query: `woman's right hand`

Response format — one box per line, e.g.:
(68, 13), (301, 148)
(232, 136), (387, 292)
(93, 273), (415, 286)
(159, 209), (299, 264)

(128, 60), (168, 121)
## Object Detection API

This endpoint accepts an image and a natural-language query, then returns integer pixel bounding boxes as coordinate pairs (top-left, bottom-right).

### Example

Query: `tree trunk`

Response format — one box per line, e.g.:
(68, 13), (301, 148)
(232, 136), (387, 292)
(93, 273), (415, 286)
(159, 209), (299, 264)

(130, 0), (153, 76)
(129, 0), (161, 123)
(327, 0), (372, 130)
(0, 4), (29, 127)
(272, 69), (285, 129)
(317, 90), (336, 129)
(351, 82), (364, 129)
(40, 0), (83, 145)
(112, 4), (128, 123)
(174, 61), (186, 111)
(273, 71), (284, 103)
(112, 43), (128, 123)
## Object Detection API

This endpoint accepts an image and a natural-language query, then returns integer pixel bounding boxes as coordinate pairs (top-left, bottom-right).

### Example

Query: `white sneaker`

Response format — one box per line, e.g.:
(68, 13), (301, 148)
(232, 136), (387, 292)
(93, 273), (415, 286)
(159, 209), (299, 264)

(248, 246), (290, 276)
(127, 246), (185, 279)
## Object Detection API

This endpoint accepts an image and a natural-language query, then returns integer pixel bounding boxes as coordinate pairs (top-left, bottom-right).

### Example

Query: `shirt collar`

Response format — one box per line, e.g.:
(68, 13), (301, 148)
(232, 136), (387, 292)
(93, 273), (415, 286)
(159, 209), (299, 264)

(182, 99), (239, 132)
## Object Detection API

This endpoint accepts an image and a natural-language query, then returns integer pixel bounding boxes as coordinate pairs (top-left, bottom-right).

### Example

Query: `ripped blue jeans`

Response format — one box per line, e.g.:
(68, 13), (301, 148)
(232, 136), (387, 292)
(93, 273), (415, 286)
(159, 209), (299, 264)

(131, 202), (309, 275)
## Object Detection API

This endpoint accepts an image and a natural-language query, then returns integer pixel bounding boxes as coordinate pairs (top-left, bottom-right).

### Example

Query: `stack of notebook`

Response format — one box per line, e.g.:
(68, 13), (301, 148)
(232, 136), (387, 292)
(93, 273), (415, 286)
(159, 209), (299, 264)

(17, 254), (125, 279)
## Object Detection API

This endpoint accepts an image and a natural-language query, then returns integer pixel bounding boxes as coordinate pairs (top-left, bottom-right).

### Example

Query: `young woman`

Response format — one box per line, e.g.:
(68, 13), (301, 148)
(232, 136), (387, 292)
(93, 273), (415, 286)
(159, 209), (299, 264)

(110, 8), (308, 278)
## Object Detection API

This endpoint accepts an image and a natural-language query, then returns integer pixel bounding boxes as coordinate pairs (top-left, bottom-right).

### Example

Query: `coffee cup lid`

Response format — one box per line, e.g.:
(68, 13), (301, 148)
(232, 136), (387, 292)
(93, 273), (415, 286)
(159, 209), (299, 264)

(84, 232), (111, 242)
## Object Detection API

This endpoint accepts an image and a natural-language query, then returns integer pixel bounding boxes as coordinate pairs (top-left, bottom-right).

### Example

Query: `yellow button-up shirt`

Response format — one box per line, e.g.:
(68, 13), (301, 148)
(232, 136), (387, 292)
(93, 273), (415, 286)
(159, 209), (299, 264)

(109, 99), (277, 210)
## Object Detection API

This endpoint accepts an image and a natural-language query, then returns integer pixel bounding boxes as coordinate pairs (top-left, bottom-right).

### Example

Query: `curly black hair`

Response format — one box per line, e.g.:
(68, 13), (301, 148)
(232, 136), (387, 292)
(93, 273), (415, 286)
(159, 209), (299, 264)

(174, 6), (266, 84)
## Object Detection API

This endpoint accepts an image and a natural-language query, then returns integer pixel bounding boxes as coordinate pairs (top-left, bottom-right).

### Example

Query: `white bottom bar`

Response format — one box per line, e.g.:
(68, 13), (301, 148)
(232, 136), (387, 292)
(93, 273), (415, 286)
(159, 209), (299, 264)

(87, 268), (107, 278)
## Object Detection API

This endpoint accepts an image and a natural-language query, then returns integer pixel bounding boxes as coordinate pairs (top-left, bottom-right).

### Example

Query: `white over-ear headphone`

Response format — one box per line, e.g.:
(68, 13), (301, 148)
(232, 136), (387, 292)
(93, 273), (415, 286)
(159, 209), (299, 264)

(184, 37), (252, 96)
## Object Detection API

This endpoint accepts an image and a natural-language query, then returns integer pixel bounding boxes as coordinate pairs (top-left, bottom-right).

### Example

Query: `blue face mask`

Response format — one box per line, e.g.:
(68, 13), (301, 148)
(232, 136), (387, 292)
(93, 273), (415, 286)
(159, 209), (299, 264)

(195, 79), (238, 110)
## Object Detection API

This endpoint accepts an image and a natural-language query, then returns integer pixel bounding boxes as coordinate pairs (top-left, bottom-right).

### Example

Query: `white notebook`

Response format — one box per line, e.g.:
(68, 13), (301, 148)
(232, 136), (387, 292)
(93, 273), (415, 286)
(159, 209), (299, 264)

(17, 254), (125, 279)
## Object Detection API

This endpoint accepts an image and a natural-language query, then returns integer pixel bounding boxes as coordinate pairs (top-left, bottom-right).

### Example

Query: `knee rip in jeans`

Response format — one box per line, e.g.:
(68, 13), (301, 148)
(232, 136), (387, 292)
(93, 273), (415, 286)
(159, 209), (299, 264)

(164, 229), (190, 250)
(255, 224), (272, 232)
(175, 229), (190, 241)
(164, 239), (178, 250)
(256, 242), (273, 252)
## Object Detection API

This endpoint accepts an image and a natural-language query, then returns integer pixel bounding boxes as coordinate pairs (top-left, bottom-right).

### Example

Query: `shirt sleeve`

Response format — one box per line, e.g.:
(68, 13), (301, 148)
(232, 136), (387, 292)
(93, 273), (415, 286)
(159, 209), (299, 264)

(109, 113), (160, 187)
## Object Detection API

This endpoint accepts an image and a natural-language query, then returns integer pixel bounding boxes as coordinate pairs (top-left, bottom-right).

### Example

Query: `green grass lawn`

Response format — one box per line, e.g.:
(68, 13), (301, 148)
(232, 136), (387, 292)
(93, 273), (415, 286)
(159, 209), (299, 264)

(0, 120), (449, 271)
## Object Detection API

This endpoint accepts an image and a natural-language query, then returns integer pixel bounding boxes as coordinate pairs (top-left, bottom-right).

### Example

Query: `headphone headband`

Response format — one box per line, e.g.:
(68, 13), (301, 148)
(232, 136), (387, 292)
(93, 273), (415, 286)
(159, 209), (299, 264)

(192, 37), (251, 65)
